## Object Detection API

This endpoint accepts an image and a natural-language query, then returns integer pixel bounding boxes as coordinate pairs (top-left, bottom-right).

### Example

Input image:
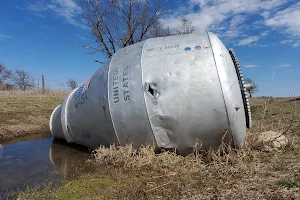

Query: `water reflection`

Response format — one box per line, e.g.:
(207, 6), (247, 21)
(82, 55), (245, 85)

(49, 139), (95, 179)
(0, 137), (94, 198)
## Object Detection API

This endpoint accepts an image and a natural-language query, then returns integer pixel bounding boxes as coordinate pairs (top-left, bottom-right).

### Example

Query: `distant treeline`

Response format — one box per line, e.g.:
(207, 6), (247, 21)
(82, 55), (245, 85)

(0, 63), (80, 91)
(0, 63), (35, 91)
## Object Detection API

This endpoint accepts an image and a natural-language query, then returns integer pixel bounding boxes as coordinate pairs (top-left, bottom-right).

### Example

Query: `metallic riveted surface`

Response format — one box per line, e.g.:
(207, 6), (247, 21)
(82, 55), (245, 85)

(50, 31), (251, 154)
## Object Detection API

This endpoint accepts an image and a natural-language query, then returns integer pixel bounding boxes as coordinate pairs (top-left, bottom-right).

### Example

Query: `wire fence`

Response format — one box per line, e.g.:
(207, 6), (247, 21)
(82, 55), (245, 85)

(34, 77), (87, 92)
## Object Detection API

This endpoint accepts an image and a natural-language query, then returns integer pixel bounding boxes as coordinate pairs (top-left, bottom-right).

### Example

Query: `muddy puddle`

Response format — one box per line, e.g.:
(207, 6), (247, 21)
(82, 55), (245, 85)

(0, 137), (95, 198)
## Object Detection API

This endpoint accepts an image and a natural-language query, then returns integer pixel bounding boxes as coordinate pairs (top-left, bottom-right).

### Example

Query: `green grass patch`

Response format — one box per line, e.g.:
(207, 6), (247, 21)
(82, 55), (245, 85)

(279, 180), (300, 188)
(18, 173), (147, 200)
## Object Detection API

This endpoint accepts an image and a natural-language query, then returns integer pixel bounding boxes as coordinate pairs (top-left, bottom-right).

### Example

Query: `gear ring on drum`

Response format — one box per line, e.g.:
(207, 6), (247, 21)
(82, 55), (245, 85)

(229, 48), (252, 128)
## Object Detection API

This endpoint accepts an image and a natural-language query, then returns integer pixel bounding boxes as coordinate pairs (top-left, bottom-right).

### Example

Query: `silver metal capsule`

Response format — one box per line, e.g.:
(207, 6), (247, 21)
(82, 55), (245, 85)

(50, 31), (251, 155)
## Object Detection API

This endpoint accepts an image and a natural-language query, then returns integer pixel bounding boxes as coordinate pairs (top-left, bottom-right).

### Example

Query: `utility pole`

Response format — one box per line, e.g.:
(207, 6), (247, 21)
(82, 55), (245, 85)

(42, 74), (45, 94)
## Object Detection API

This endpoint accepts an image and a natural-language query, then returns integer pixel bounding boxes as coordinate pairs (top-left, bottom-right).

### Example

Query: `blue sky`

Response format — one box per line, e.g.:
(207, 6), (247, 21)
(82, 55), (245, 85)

(0, 0), (299, 96)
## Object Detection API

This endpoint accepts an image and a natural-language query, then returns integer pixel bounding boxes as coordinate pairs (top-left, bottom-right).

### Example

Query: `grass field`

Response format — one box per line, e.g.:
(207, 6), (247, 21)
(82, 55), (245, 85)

(17, 97), (300, 199)
(0, 91), (65, 144)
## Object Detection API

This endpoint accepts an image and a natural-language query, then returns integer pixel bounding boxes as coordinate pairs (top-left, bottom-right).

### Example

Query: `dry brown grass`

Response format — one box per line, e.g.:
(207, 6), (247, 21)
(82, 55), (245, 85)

(93, 144), (205, 174)
(0, 90), (65, 144)
(18, 97), (300, 199)
(0, 89), (69, 97)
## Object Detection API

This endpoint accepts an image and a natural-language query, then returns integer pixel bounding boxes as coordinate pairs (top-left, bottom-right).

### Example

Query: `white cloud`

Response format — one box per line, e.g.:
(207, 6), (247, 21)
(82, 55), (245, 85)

(51, 0), (83, 27)
(222, 30), (238, 38)
(24, 1), (48, 12)
(279, 64), (292, 67)
(244, 64), (258, 68)
(0, 34), (11, 39)
(265, 2), (300, 36)
(161, 0), (287, 31)
(238, 36), (260, 46)
(280, 40), (293, 44)
(25, 18), (34, 23)
(217, 15), (247, 39)
(160, 0), (300, 47)
(24, 0), (85, 28)
(261, 30), (269, 37)
(76, 34), (86, 40)
(280, 39), (300, 47)
(21, 0), (300, 47)
(35, 13), (45, 18)
(229, 15), (246, 27)
(260, 11), (271, 19)
(293, 40), (300, 47)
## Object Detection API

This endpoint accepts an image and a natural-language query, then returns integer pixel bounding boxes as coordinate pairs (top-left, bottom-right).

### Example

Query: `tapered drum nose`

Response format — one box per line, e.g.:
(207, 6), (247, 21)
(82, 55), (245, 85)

(50, 32), (251, 155)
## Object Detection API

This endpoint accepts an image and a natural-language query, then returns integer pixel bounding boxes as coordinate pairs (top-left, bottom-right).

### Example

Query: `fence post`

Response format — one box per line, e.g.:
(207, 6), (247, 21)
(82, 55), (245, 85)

(42, 74), (45, 94)
(37, 77), (40, 91)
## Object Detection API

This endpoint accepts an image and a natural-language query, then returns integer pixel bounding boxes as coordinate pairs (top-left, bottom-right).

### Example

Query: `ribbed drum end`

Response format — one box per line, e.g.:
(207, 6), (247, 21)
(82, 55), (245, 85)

(229, 48), (252, 128)
(49, 104), (63, 138)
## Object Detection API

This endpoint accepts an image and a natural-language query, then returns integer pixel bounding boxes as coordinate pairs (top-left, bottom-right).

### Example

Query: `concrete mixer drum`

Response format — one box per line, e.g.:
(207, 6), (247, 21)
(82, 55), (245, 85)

(50, 31), (251, 155)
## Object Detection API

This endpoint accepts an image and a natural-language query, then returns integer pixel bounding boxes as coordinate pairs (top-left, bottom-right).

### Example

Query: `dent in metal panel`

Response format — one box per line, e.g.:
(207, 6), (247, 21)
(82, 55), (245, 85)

(141, 32), (229, 153)
(67, 61), (119, 148)
(208, 32), (246, 147)
(108, 41), (156, 148)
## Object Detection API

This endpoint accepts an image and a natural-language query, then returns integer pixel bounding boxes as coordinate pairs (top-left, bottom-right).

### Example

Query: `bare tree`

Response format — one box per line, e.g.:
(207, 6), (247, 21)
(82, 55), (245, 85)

(0, 63), (12, 89)
(66, 79), (78, 90)
(0, 63), (5, 86)
(78, 0), (165, 58)
(10, 70), (35, 91)
(3, 83), (14, 91)
(0, 63), (5, 74)
(176, 17), (196, 35)
(148, 21), (171, 37)
(244, 78), (258, 98)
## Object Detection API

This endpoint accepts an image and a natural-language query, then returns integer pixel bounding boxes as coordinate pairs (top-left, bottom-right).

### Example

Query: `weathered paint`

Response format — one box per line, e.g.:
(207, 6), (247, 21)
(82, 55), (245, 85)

(50, 31), (251, 154)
